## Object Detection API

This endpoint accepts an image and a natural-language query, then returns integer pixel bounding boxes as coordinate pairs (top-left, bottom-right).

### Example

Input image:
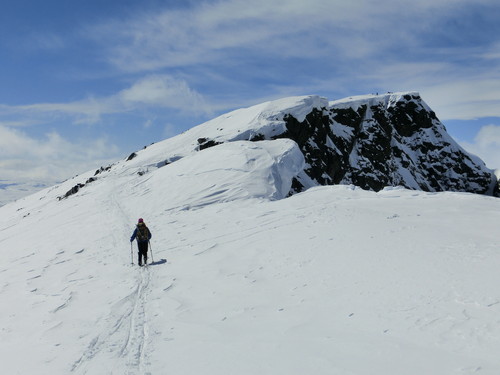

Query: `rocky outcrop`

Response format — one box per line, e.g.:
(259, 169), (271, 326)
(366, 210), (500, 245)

(271, 93), (498, 196)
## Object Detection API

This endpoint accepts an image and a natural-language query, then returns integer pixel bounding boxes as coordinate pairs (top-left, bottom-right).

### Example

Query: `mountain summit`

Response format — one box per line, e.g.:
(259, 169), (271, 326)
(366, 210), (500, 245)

(110, 92), (498, 198)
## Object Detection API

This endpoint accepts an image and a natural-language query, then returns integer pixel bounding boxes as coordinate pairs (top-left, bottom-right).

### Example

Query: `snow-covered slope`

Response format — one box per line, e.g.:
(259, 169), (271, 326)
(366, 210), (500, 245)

(1, 114), (500, 374)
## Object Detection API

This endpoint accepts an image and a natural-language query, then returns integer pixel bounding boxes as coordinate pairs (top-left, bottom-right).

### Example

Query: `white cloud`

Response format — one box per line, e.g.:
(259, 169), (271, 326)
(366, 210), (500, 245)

(475, 125), (500, 148)
(459, 124), (500, 169)
(142, 118), (155, 129)
(0, 119), (39, 127)
(0, 75), (211, 125)
(420, 80), (500, 122)
(119, 75), (212, 115)
(353, 59), (500, 121)
(15, 97), (114, 124)
(0, 125), (119, 184)
(482, 42), (500, 60)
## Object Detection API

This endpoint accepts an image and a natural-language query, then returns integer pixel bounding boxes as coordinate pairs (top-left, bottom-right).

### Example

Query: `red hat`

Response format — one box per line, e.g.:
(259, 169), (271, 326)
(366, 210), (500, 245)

(138, 218), (144, 223)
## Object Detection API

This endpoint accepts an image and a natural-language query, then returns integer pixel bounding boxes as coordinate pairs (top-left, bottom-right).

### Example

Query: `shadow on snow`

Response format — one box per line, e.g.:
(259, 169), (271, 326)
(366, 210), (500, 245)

(149, 259), (167, 266)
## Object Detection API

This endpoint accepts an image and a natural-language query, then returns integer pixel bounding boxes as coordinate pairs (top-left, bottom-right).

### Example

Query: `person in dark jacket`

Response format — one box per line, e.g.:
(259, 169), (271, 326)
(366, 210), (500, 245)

(130, 218), (152, 266)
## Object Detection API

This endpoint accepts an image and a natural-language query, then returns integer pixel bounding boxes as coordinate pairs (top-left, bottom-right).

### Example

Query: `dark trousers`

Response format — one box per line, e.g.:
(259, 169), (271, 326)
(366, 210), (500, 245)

(137, 241), (148, 265)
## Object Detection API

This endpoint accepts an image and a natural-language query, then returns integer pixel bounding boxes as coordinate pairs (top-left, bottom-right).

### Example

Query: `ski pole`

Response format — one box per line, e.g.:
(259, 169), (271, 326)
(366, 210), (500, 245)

(149, 240), (155, 263)
(130, 242), (134, 265)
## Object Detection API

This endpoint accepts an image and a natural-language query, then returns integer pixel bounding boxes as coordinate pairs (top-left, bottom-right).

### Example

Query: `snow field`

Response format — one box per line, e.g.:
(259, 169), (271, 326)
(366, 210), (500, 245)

(0, 133), (499, 374)
(140, 186), (500, 375)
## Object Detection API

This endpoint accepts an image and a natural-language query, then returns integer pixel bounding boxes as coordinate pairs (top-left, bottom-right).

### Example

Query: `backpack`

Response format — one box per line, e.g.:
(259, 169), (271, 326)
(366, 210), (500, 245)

(136, 224), (150, 242)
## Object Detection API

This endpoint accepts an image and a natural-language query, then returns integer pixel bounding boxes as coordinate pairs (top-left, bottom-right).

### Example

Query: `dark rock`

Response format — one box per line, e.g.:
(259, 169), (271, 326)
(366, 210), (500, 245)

(94, 165), (112, 176)
(197, 138), (222, 151)
(60, 183), (85, 200)
(248, 133), (265, 142)
(59, 177), (98, 200)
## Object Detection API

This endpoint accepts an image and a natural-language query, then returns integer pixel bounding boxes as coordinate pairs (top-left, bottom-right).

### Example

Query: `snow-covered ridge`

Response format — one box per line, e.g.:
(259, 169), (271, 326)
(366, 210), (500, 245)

(6, 91), (497, 212)
(329, 91), (420, 109)
(133, 95), (328, 160)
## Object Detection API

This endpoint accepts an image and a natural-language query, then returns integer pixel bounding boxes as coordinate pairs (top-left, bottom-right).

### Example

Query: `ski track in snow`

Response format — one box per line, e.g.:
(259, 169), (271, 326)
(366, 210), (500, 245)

(70, 182), (156, 375)
(119, 268), (151, 374)
(71, 267), (152, 375)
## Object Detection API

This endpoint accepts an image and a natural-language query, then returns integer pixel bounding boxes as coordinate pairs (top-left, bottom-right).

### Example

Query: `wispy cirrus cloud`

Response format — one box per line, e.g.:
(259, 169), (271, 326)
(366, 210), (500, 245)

(80, 0), (500, 121)
(87, 0), (388, 72)
(85, 0), (496, 68)
(5, 0), (499, 123)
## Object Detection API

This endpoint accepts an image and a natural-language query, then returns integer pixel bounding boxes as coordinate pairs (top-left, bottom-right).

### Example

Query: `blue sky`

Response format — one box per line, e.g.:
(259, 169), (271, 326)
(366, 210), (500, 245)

(1, 0), (500, 203)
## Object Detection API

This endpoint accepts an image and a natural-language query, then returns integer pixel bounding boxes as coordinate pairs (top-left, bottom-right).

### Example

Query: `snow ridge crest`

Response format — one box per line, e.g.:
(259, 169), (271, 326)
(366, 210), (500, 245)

(36, 91), (499, 208)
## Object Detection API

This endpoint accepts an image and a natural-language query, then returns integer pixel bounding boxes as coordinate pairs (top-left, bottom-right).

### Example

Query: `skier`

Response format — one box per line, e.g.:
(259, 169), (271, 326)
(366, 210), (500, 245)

(130, 218), (152, 266)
